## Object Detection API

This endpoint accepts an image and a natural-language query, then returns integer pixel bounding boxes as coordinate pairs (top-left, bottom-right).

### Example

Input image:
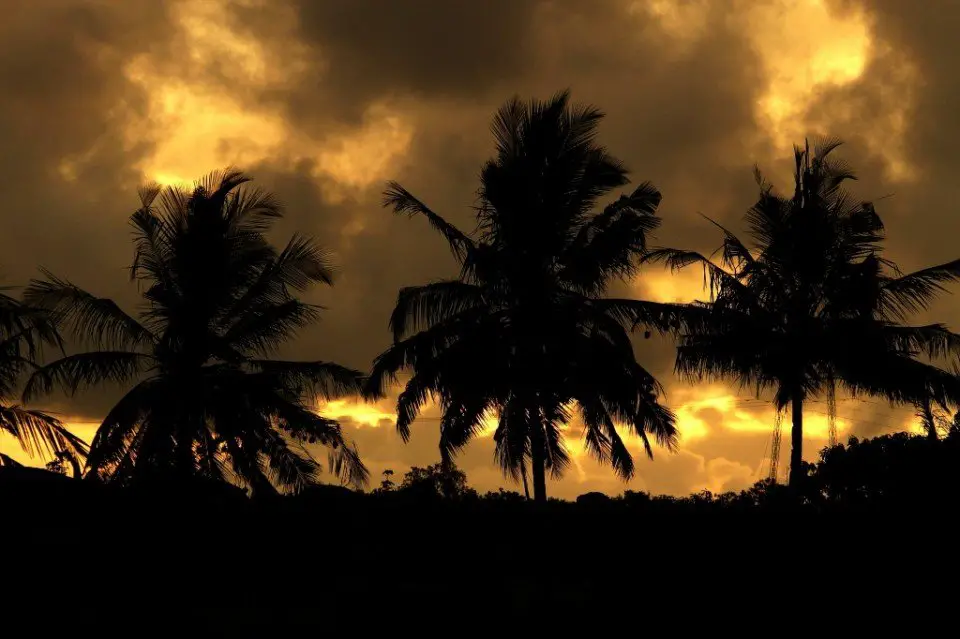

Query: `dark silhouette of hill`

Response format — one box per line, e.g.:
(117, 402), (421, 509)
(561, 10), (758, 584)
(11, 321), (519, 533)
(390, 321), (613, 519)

(6, 430), (960, 630)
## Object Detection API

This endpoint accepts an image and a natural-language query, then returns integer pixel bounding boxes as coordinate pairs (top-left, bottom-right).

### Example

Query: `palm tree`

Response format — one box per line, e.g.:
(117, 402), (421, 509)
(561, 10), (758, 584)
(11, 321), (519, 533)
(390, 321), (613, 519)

(649, 139), (960, 485)
(22, 169), (368, 493)
(0, 289), (87, 468)
(366, 90), (701, 501)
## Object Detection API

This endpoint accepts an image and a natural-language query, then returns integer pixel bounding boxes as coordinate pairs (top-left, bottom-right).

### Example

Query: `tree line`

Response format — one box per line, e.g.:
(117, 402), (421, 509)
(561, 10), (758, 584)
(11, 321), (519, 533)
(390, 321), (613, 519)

(3, 89), (959, 502)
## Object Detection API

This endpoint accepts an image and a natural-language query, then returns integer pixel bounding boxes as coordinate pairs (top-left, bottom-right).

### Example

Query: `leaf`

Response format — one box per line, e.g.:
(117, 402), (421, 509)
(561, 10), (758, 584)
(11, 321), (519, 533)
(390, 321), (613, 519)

(23, 270), (154, 350)
(382, 182), (476, 263)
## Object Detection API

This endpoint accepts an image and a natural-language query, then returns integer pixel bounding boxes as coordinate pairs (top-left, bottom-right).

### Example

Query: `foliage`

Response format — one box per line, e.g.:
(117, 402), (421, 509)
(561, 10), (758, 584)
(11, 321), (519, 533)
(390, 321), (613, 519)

(367, 90), (703, 499)
(0, 288), (87, 465)
(372, 463), (478, 500)
(23, 169), (367, 494)
(648, 138), (960, 483)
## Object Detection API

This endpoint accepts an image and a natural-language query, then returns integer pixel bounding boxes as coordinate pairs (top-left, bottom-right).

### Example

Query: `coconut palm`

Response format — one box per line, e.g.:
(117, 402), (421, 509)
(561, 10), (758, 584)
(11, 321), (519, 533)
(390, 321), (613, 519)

(0, 289), (87, 468)
(366, 90), (702, 501)
(23, 169), (367, 493)
(649, 139), (960, 485)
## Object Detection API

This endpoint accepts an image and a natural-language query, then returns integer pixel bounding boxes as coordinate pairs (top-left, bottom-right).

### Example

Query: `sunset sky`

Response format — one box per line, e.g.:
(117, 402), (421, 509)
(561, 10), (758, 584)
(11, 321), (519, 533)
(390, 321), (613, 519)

(1, 0), (957, 498)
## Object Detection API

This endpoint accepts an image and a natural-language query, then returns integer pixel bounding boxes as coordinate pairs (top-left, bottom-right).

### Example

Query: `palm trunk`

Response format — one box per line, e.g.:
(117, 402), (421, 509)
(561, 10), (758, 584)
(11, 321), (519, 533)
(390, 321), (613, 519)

(789, 390), (804, 486)
(530, 410), (547, 502)
(66, 454), (82, 480)
(521, 460), (530, 500)
(531, 447), (546, 502)
(922, 399), (938, 441)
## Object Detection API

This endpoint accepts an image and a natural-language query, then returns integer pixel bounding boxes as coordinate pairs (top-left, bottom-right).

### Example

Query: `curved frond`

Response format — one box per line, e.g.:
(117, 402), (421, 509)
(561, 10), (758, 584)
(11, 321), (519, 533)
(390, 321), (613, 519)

(24, 351), (152, 401)
(23, 271), (154, 350)
(439, 397), (492, 460)
(389, 280), (487, 341)
(642, 248), (747, 302)
(493, 400), (531, 482)
(383, 182), (475, 263)
(261, 430), (319, 494)
(223, 299), (321, 356)
(326, 441), (369, 489)
(223, 184), (284, 232)
(588, 297), (711, 336)
(880, 259), (960, 321)
(559, 183), (663, 292)
(262, 233), (335, 290)
(0, 405), (89, 459)
(129, 207), (174, 289)
(249, 359), (365, 400)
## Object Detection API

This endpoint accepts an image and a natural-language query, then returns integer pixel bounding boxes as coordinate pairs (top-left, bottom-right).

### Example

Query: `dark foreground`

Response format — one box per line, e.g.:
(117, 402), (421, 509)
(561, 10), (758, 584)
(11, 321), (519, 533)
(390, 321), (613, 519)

(3, 444), (959, 636)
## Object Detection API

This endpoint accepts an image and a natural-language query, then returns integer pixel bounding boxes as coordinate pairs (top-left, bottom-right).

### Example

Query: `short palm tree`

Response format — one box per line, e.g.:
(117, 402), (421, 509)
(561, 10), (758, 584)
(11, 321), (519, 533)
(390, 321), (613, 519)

(23, 170), (367, 493)
(0, 289), (87, 468)
(650, 139), (960, 485)
(366, 90), (701, 501)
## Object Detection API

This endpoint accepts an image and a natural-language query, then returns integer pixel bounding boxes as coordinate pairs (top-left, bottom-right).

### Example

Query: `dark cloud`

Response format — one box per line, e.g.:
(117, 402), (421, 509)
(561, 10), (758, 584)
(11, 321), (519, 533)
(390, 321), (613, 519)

(0, 2), (171, 283)
(0, 1), (179, 416)
(292, 0), (539, 102)
(806, 1), (960, 274)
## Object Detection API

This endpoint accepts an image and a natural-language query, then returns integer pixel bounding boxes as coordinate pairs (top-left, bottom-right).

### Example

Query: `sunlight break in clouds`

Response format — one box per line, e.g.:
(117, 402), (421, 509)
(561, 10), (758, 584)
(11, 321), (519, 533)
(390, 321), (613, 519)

(749, 0), (870, 150)
(641, 0), (914, 181)
(121, 0), (411, 194)
(319, 400), (396, 428)
(746, 0), (917, 182)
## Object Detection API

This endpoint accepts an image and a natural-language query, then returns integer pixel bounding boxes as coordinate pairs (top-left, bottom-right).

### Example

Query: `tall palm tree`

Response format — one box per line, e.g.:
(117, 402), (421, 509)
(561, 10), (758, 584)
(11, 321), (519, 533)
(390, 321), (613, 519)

(366, 90), (701, 501)
(23, 169), (367, 493)
(0, 289), (87, 468)
(649, 139), (960, 485)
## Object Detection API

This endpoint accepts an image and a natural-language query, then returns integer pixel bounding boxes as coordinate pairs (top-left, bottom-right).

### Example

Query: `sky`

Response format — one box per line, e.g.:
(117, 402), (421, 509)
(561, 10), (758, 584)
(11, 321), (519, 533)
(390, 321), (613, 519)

(1, 0), (959, 498)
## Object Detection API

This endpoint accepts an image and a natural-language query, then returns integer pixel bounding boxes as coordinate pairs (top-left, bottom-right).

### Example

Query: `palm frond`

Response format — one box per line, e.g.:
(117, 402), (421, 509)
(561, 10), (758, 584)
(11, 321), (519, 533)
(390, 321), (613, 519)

(249, 360), (365, 400)
(589, 297), (710, 336)
(880, 259), (960, 320)
(326, 441), (369, 489)
(24, 351), (151, 401)
(223, 299), (321, 356)
(389, 280), (487, 341)
(558, 183), (663, 291)
(129, 207), (174, 289)
(439, 397), (491, 460)
(262, 430), (320, 494)
(84, 380), (159, 478)
(0, 405), (89, 459)
(383, 182), (475, 263)
(223, 184), (284, 232)
(264, 233), (335, 290)
(23, 271), (154, 350)
(643, 248), (746, 302)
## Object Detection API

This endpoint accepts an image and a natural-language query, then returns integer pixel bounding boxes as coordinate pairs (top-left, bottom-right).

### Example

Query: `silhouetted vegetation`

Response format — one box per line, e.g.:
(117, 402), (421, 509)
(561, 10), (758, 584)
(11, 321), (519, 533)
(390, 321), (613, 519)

(5, 427), (959, 624)
(0, 288), (87, 467)
(366, 90), (702, 500)
(2, 88), (960, 587)
(649, 139), (960, 484)
(21, 170), (367, 492)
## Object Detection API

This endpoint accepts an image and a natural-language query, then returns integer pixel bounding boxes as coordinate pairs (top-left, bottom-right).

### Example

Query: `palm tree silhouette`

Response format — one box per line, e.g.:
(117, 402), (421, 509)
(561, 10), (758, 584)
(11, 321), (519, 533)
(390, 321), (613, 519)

(649, 139), (960, 485)
(366, 90), (700, 501)
(22, 170), (367, 493)
(0, 289), (87, 468)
